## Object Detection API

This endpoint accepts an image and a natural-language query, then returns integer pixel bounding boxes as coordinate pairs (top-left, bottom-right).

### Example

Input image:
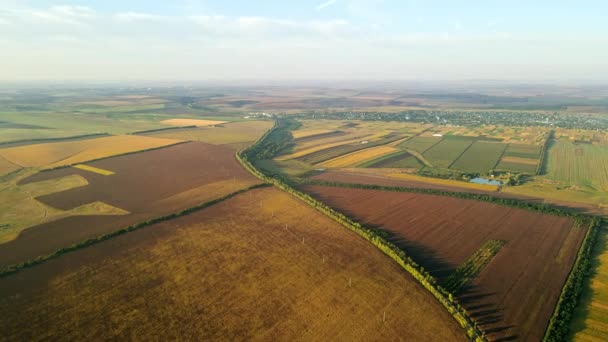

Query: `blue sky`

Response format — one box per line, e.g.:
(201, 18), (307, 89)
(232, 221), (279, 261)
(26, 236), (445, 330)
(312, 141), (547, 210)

(1, 1), (607, 81)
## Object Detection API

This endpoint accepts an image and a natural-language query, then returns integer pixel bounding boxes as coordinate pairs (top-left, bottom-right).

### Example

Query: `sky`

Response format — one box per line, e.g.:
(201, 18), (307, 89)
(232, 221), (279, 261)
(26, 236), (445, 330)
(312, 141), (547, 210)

(1, 0), (607, 82)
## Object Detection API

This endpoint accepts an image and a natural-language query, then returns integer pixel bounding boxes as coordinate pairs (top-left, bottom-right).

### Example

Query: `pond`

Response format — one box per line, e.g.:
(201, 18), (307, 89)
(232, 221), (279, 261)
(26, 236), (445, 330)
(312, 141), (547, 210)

(470, 177), (502, 186)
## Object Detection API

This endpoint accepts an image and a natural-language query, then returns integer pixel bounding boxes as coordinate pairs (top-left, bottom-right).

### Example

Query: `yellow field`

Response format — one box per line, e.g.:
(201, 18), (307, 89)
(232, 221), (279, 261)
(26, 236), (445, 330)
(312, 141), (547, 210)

(73, 164), (115, 176)
(0, 187), (466, 341)
(161, 118), (227, 127)
(292, 129), (334, 139)
(500, 156), (538, 165)
(145, 121), (272, 147)
(0, 135), (181, 170)
(387, 172), (500, 191)
(570, 230), (608, 341)
(0, 155), (20, 176)
(0, 170), (128, 244)
(320, 146), (398, 168)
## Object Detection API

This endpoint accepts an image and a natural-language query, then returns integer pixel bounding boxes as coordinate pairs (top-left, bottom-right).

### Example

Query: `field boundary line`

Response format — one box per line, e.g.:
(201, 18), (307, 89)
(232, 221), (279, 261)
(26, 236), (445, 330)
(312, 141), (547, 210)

(537, 129), (555, 175)
(0, 133), (111, 149)
(0, 183), (269, 278)
(236, 118), (488, 342)
(491, 143), (509, 170)
(130, 125), (197, 135)
(446, 140), (475, 169)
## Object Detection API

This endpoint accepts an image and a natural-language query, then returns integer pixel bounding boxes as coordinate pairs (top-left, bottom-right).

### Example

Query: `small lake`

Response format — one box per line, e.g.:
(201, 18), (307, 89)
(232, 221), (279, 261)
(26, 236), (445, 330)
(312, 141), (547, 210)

(470, 177), (502, 186)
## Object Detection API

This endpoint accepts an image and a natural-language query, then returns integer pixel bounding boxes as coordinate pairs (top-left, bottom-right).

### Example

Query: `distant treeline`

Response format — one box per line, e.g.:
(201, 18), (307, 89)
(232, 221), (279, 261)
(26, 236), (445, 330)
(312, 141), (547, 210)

(0, 183), (269, 278)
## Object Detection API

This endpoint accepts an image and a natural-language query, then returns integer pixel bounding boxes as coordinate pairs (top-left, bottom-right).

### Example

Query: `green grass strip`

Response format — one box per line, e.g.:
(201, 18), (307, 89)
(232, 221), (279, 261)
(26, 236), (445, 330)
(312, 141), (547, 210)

(444, 240), (506, 294)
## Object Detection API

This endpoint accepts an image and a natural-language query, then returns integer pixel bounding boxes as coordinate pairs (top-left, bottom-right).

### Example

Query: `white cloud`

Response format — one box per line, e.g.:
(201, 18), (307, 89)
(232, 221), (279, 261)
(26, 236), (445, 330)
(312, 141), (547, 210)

(316, 0), (337, 11)
(114, 12), (166, 22)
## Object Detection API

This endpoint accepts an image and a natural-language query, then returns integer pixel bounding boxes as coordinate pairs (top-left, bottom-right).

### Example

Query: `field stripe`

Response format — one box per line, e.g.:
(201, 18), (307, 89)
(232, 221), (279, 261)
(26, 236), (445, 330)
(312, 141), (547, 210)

(73, 164), (115, 176)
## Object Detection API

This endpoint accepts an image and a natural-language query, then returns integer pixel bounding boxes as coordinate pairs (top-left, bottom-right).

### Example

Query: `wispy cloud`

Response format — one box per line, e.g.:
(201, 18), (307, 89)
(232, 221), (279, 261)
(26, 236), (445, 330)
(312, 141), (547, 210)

(316, 0), (337, 11)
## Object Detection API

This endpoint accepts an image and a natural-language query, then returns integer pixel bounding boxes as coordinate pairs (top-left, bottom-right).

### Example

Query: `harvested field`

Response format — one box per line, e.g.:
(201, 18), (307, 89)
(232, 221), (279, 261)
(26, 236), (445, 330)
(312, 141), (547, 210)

(311, 169), (500, 193)
(320, 146), (397, 168)
(359, 151), (423, 169)
(303, 185), (586, 341)
(0, 187), (466, 341)
(160, 118), (227, 127)
(423, 139), (473, 168)
(0, 135), (181, 170)
(141, 121), (272, 147)
(0, 142), (260, 267)
(296, 134), (405, 165)
(292, 130), (343, 141)
(450, 141), (507, 173)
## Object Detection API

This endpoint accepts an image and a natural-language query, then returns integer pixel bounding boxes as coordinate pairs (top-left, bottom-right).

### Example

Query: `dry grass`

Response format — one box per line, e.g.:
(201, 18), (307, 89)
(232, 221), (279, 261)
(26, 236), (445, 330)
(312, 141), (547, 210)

(320, 146), (398, 168)
(0, 135), (181, 170)
(0, 155), (20, 176)
(161, 118), (227, 127)
(0, 187), (466, 341)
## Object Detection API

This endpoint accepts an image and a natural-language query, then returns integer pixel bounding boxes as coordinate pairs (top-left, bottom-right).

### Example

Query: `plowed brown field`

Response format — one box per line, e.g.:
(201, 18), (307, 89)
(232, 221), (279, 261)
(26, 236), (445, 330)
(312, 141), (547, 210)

(1, 142), (260, 267)
(0, 187), (466, 341)
(304, 185), (586, 342)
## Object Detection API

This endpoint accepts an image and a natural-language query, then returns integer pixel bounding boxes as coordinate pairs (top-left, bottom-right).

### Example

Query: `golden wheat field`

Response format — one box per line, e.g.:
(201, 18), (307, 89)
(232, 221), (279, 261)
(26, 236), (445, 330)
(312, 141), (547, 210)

(0, 135), (181, 169)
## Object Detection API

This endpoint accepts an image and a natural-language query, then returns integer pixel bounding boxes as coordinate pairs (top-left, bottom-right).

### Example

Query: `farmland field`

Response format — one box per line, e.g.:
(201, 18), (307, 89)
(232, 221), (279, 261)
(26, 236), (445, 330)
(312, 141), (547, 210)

(570, 229), (608, 341)
(398, 136), (440, 153)
(140, 120), (273, 148)
(0, 135), (182, 170)
(160, 118), (227, 127)
(358, 151), (424, 169)
(449, 141), (507, 173)
(0, 142), (261, 267)
(544, 141), (608, 190)
(303, 185), (586, 341)
(422, 138), (473, 168)
(320, 145), (397, 168)
(0, 187), (466, 341)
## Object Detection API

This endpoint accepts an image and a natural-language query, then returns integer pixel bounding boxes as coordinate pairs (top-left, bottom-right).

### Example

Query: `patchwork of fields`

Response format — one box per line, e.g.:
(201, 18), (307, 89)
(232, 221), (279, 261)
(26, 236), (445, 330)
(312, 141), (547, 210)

(0, 142), (261, 268)
(304, 185), (586, 341)
(0, 135), (182, 170)
(0, 187), (466, 341)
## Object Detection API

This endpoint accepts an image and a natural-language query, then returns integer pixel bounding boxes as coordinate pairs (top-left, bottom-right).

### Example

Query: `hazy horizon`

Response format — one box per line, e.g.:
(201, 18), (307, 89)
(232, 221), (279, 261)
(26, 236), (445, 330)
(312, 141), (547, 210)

(1, 0), (607, 82)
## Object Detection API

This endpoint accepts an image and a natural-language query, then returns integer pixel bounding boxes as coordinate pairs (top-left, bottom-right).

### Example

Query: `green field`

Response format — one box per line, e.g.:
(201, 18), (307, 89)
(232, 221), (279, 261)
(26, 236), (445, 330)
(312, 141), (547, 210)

(450, 141), (507, 173)
(495, 161), (537, 174)
(422, 139), (473, 168)
(358, 151), (423, 169)
(398, 136), (440, 153)
(545, 141), (608, 190)
(503, 143), (542, 159)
